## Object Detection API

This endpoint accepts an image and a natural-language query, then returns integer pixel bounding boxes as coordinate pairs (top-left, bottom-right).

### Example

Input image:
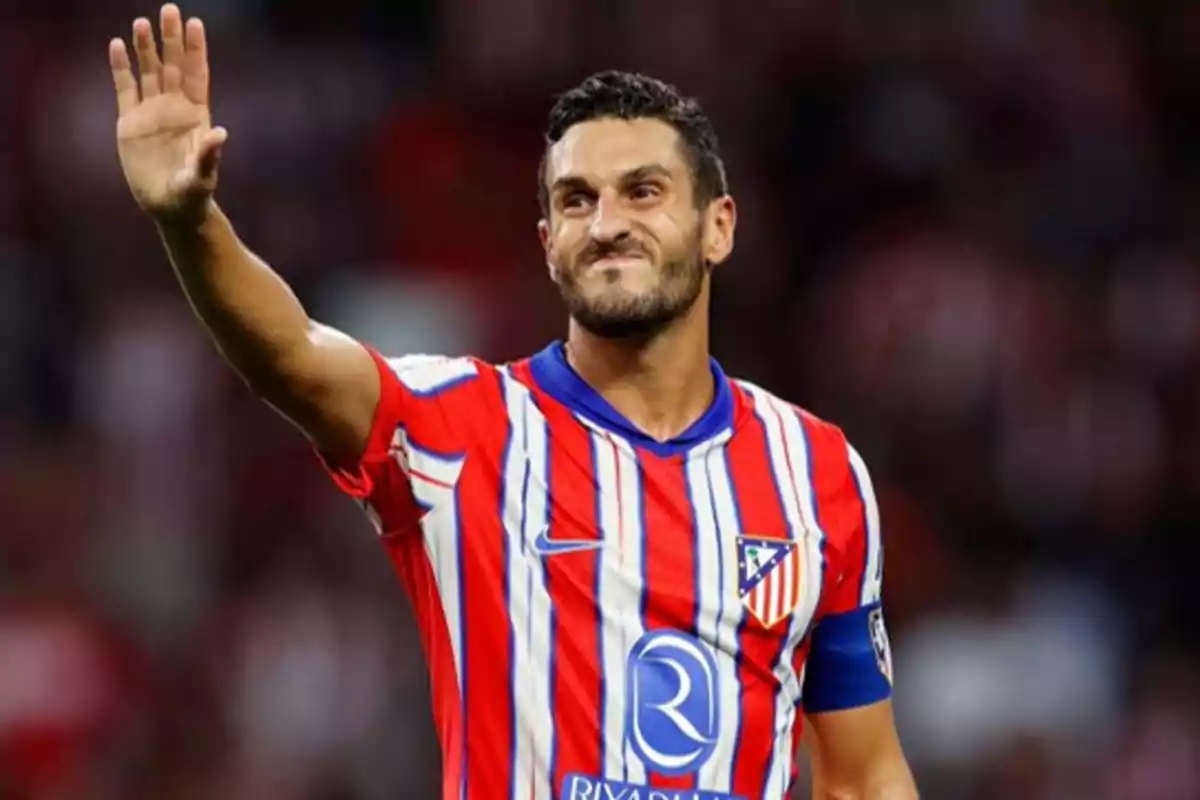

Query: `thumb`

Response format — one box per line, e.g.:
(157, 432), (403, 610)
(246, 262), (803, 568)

(196, 126), (228, 181)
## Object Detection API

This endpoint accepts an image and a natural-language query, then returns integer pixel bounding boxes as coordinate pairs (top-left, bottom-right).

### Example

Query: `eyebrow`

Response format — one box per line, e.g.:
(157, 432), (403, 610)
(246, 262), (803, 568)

(550, 163), (674, 196)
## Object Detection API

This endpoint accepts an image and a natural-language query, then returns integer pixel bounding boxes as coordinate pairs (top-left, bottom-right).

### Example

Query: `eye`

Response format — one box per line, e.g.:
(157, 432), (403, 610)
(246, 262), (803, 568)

(629, 183), (662, 202)
(560, 192), (594, 213)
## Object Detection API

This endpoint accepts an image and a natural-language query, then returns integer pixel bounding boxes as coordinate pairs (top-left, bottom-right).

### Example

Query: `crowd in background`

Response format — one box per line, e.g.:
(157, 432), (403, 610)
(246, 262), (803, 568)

(2, 1), (1198, 797)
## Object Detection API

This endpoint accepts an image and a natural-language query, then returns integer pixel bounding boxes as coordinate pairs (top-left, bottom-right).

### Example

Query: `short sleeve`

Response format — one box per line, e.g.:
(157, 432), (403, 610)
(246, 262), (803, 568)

(802, 443), (893, 714)
(314, 347), (480, 535)
(316, 345), (409, 500)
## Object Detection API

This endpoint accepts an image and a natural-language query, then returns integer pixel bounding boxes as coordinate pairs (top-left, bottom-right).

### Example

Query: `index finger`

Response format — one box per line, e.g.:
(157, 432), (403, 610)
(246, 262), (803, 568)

(109, 38), (140, 114)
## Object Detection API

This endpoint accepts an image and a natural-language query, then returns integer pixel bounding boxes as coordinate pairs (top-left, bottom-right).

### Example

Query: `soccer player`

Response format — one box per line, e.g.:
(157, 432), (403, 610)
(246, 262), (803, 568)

(108, 5), (918, 799)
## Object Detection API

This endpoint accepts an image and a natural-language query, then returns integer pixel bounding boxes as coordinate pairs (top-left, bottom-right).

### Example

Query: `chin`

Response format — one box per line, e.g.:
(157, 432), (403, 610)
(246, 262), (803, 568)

(568, 291), (685, 340)
(573, 309), (674, 340)
(585, 264), (652, 287)
(590, 266), (661, 295)
(581, 284), (656, 313)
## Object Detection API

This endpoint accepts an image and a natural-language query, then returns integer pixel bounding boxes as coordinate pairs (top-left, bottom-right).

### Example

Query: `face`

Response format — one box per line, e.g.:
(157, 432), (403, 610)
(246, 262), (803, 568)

(539, 117), (735, 339)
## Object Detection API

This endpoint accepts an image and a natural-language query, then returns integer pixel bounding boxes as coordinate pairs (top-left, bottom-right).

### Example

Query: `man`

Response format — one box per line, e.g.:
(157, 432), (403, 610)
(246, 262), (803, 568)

(108, 5), (918, 798)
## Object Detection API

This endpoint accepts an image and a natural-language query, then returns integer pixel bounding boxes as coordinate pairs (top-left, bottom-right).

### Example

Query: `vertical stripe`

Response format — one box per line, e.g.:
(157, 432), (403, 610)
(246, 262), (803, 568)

(591, 428), (651, 782)
(616, 436), (649, 787)
(405, 435), (467, 686)
(847, 445), (883, 607)
(724, 408), (793, 798)
(536, 389), (604, 793)
(774, 404), (826, 631)
(591, 434), (607, 775)
(639, 455), (700, 632)
(593, 429), (622, 780)
(499, 372), (529, 800)
(739, 384), (827, 798)
(638, 452), (700, 792)
(380, 537), (467, 800)
(458, 367), (513, 800)
(453, 489), (468, 800)
(781, 555), (795, 618)
(715, 447), (749, 791)
(784, 406), (833, 788)
(633, 449), (654, 776)
(768, 568), (782, 623)
(403, 432), (468, 797)
(687, 433), (743, 793)
(525, 396), (554, 800)
(684, 441), (723, 790)
(500, 372), (555, 800)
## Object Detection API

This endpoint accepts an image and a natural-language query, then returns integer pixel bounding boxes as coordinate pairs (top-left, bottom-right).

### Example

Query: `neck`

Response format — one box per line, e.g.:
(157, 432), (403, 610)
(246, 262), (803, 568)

(564, 287), (714, 443)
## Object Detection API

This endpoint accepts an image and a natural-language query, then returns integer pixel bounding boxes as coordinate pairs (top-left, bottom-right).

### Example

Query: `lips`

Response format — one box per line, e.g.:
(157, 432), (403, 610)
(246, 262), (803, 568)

(587, 249), (650, 268)
(592, 254), (645, 266)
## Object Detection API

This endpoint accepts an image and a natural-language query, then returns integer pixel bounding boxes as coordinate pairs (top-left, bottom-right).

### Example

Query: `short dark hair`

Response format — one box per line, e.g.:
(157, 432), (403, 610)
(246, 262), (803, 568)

(538, 70), (729, 214)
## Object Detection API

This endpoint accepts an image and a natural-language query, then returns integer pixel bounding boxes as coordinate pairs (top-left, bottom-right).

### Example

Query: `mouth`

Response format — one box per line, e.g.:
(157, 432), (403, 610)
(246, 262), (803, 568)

(589, 254), (649, 270)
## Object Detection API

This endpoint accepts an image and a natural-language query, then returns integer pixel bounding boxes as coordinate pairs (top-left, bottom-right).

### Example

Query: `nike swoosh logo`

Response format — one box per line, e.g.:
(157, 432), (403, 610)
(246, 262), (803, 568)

(532, 527), (605, 557)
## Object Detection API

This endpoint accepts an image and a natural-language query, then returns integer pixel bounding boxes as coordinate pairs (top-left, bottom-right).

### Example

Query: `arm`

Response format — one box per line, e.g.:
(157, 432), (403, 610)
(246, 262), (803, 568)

(806, 701), (916, 800)
(800, 441), (916, 799)
(110, 4), (376, 463)
(156, 202), (377, 462)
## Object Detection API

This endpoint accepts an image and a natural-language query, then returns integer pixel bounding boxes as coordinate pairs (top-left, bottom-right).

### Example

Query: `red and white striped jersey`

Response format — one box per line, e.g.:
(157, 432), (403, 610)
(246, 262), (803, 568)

(317, 341), (892, 800)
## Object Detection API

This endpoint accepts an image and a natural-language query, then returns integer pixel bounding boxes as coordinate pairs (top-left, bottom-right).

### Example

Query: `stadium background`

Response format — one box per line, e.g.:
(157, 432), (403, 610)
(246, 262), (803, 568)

(2, 1), (1198, 797)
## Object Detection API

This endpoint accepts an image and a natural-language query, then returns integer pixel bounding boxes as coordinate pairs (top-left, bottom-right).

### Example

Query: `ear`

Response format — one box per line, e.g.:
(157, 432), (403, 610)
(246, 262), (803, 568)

(538, 218), (561, 284)
(702, 195), (736, 267)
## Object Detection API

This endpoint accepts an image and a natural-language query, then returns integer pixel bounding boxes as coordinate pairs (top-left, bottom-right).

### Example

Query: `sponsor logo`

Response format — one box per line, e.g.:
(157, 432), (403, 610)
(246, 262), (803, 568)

(625, 631), (720, 776)
(562, 774), (746, 800)
(737, 535), (802, 629)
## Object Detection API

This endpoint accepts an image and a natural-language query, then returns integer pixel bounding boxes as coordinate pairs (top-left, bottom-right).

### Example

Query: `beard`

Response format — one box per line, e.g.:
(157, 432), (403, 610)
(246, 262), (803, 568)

(556, 231), (708, 340)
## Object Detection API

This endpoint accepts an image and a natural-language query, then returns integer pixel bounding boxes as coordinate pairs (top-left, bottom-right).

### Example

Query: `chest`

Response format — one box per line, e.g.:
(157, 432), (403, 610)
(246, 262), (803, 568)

(464, 420), (830, 672)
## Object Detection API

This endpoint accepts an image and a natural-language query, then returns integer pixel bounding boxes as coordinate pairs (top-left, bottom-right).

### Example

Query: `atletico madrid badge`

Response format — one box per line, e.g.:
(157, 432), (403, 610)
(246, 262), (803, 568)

(737, 535), (803, 629)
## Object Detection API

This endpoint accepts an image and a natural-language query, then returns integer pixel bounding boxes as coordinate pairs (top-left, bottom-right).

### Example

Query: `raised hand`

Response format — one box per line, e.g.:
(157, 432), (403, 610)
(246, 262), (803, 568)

(110, 4), (227, 221)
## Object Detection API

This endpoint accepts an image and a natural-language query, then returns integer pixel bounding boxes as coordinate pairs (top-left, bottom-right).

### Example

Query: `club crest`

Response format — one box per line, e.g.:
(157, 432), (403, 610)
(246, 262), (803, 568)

(737, 535), (803, 629)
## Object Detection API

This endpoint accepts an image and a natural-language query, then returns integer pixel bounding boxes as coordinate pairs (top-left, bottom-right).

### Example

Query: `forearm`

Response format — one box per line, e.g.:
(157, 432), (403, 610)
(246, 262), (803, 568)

(812, 782), (917, 799)
(111, 8), (378, 459)
(156, 199), (313, 387)
(811, 765), (918, 800)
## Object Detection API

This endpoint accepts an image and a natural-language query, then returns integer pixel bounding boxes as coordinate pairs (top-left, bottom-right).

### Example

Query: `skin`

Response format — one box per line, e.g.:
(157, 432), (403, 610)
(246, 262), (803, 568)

(109, 6), (918, 796)
(806, 702), (918, 799)
(110, 4), (378, 464)
(537, 116), (735, 443)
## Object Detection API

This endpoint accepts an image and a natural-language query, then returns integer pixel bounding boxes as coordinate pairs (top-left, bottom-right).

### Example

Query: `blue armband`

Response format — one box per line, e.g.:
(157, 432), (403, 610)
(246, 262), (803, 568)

(802, 604), (894, 714)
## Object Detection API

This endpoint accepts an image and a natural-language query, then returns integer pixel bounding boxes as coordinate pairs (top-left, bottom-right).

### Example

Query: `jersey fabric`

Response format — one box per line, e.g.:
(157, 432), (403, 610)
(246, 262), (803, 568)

(317, 341), (892, 800)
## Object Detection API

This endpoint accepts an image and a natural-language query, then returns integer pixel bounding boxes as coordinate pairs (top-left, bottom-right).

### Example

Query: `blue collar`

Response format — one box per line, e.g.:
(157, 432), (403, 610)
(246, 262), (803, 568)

(527, 340), (734, 457)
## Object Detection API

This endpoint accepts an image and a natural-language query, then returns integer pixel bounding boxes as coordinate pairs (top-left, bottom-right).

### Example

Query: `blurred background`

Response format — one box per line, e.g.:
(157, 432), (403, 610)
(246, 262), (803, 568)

(2, 0), (1199, 797)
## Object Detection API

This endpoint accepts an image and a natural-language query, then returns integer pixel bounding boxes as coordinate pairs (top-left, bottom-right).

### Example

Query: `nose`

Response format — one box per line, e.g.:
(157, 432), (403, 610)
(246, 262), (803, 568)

(588, 191), (633, 244)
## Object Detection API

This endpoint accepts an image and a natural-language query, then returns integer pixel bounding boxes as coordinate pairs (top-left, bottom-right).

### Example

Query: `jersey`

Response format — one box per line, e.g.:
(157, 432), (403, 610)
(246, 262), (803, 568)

(317, 341), (893, 800)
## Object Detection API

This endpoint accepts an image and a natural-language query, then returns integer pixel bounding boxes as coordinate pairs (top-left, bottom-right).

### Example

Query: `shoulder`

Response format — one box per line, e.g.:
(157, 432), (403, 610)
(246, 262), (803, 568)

(380, 353), (488, 396)
(379, 351), (561, 409)
(732, 377), (869, 530)
(373, 352), (510, 445)
(732, 378), (854, 463)
(371, 353), (536, 470)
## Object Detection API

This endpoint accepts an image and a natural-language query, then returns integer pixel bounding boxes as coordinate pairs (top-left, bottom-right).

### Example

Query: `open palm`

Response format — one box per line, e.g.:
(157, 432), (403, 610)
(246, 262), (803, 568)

(110, 3), (227, 218)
